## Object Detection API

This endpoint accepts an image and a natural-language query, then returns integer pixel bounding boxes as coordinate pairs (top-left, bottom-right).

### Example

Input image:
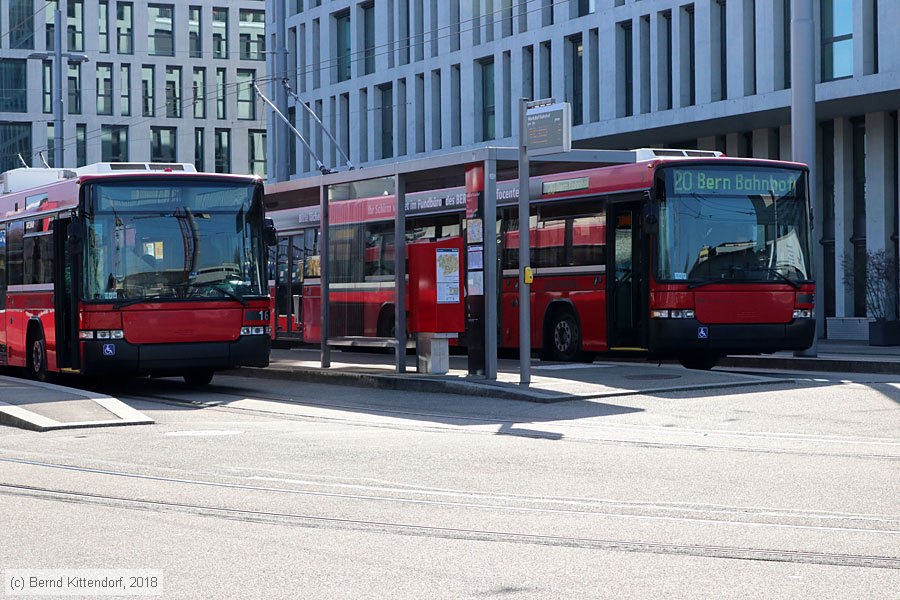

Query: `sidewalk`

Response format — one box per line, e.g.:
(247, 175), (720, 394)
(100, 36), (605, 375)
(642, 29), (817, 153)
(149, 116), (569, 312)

(722, 339), (900, 374)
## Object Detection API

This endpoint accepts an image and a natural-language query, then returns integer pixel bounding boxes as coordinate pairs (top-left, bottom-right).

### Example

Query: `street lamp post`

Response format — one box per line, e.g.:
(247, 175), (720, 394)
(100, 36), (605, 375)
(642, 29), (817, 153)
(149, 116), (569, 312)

(28, 8), (88, 168)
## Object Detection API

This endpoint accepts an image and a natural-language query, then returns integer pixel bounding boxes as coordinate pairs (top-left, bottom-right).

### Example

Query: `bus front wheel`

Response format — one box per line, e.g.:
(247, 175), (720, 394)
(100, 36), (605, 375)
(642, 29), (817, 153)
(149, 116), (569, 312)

(677, 353), (721, 370)
(183, 370), (214, 387)
(546, 310), (582, 362)
(27, 332), (49, 382)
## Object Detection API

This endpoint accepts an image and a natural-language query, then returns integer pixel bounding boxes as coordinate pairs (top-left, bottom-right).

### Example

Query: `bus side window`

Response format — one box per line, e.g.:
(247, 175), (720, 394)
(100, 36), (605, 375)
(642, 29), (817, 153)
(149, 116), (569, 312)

(6, 222), (24, 288)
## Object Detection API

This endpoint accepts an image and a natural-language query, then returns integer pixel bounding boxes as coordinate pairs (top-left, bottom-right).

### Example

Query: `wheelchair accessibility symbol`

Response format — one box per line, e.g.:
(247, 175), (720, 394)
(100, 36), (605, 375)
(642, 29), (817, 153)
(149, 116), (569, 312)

(102, 343), (116, 357)
(697, 327), (709, 339)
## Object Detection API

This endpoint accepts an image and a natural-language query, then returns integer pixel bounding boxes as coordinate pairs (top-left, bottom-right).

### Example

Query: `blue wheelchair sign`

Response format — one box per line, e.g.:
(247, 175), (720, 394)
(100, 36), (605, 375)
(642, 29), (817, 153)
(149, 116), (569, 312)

(102, 343), (116, 357)
(697, 327), (709, 340)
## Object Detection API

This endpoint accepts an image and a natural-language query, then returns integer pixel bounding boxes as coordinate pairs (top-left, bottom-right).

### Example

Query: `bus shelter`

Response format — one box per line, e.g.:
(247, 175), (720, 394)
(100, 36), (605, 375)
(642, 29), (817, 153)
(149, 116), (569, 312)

(264, 147), (634, 380)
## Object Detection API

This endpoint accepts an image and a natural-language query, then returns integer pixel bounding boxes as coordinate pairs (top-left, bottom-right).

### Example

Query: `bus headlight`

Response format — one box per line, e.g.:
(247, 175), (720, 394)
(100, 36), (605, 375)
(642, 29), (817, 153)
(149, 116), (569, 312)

(240, 326), (272, 336)
(651, 309), (695, 319)
(793, 309), (814, 319)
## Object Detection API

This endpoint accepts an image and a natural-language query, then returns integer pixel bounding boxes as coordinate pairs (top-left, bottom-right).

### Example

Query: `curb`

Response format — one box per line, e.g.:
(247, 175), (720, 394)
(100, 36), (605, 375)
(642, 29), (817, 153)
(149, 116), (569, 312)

(720, 356), (900, 375)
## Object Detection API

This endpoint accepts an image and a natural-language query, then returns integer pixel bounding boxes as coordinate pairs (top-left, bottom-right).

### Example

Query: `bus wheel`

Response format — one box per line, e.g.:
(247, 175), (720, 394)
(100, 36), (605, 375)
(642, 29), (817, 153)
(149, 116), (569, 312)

(27, 333), (49, 382)
(547, 310), (582, 362)
(678, 353), (721, 370)
(183, 370), (214, 387)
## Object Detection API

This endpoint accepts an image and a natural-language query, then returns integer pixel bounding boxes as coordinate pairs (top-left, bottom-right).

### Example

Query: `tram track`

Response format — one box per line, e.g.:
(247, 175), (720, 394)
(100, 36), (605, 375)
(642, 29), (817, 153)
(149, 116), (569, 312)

(113, 388), (900, 462)
(1, 481), (898, 571)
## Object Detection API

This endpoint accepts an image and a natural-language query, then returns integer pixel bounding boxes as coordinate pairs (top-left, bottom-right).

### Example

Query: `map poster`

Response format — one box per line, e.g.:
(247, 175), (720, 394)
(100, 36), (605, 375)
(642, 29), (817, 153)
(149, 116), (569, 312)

(436, 248), (461, 304)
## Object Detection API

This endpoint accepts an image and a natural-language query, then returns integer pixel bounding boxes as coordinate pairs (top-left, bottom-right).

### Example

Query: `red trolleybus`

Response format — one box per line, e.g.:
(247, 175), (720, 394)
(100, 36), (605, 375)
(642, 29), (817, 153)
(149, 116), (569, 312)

(269, 150), (815, 369)
(0, 163), (274, 385)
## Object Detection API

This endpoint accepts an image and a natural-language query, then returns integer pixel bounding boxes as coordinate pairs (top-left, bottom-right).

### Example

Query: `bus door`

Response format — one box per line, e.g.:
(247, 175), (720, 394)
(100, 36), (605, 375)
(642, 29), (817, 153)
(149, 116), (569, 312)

(275, 234), (306, 339)
(0, 224), (6, 365)
(53, 217), (80, 370)
(607, 202), (647, 349)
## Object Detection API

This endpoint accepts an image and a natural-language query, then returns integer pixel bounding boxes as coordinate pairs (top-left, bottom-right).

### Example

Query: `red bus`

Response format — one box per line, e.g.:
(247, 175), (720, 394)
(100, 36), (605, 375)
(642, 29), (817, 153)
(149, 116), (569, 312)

(268, 152), (815, 369)
(0, 163), (274, 385)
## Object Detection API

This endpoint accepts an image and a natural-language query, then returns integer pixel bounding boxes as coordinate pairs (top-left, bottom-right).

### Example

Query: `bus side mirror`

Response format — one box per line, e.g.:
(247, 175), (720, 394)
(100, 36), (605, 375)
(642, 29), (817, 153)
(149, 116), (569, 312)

(264, 218), (277, 246)
(643, 201), (659, 235)
(66, 219), (83, 252)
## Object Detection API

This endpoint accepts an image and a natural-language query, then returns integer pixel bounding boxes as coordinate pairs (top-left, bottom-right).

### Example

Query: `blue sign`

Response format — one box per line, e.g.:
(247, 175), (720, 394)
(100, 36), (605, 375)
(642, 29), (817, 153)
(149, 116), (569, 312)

(102, 344), (116, 356)
(697, 327), (709, 340)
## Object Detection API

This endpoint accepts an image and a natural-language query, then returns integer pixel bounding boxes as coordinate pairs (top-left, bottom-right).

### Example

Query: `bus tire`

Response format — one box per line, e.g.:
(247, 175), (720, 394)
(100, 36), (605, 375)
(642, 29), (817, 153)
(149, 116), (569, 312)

(183, 370), (214, 387)
(545, 308), (582, 362)
(678, 353), (721, 370)
(27, 331), (49, 382)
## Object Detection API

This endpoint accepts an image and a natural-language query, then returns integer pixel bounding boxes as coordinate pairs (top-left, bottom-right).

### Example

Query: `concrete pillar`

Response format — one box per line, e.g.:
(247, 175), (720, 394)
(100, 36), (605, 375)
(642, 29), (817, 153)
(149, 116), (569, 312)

(697, 136), (718, 151)
(725, 133), (742, 158)
(694, 0), (713, 105)
(865, 112), (897, 254)
(752, 128), (779, 159)
(756, 0), (776, 94)
(600, 20), (617, 121)
(833, 118), (855, 317)
(779, 125), (793, 161)
(650, 12), (662, 113)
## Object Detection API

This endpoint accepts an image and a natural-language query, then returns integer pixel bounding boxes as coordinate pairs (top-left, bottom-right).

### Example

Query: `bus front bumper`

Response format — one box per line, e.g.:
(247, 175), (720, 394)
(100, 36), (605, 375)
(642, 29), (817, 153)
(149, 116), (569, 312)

(649, 319), (816, 354)
(80, 335), (271, 375)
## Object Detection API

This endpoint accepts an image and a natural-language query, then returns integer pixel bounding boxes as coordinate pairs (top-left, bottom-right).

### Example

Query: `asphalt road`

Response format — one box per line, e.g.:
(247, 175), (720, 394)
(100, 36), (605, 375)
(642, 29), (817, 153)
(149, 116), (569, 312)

(1, 366), (898, 599)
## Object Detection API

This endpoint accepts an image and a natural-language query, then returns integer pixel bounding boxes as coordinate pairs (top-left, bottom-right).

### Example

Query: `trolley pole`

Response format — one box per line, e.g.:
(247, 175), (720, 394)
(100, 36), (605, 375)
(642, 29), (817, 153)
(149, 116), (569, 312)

(518, 98), (531, 385)
(792, 0), (818, 357)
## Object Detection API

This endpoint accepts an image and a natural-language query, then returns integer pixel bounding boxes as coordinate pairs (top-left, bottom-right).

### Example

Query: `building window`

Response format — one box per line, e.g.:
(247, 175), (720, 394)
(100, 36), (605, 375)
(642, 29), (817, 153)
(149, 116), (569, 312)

(96, 63), (113, 116)
(189, 6), (202, 58)
(194, 128), (205, 171)
(237, 70), (256, 120)
(661, 11), (673, 110)
(717, 0), (727, 100)
(782, 0), (791, 89)
(46, 1), (57, 50)
(685, 5), (696, 105)
(576, 0), (594, 17)
(821, 0), (853, 81)
(42, 61), (53, 114)
(568, 35), (583, 126)
(68, 62), (82, 115)
(47, 124), (56, 167)
(148, 4), (174, 56)
(379, 84), (393, 159)
(216, 68), (226, 119)
(335, 10), (351, 82)
(239, 9), (265, 61)
(120, 64), (131, 116)
(141, 66), (154, 117)
(165, 66), (181, 118)
(9, 0), (35, 49)
(480, 58), (495, 141)
(193, 68), (206, 119)
(151, 126), (177, 162)
(363, 3), (375, 75)
(619, 22), (633, 117)
(101, 125), (128, 162)
(99, 1), (110, 53)
(214, 128), (231, 173)
(68, 1), (84, 52)
(0, 123), (32, 173)
(117, 2), (133, 54)
(76, 124), (87, 166)
(213, 8), (229, 59)
(249, 130), (267, 177)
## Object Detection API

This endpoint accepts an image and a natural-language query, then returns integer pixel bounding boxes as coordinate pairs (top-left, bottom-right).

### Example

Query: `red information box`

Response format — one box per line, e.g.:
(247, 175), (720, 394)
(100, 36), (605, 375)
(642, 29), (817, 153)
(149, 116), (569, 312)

(407, 237), (465, 334)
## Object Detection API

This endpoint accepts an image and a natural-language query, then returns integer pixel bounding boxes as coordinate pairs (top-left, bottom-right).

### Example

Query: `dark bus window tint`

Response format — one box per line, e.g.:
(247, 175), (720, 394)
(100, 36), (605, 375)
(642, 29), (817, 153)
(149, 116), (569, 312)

(570, 215), (605, 266)
(275, 237), (291, 318)
(6, 222), (24, 286)
(304, 228), (320, 278)
(501, 208), (519, 270)
(364, 222), (395, 278)
(329, 224), (364, 283)
(24, 234), (53, 285)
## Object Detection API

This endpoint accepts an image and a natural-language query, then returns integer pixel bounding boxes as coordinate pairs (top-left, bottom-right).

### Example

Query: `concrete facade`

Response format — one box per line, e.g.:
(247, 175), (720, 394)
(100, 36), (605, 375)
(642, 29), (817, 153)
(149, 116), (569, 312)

(267, 0), (900, 338)
(0, 0), (267, 176)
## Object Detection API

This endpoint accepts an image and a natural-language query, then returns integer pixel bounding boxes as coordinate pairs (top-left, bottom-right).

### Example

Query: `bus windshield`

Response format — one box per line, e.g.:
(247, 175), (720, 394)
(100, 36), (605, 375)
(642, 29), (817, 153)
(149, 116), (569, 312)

(656, 165), (812, 285)
(83, 180), (266, 302)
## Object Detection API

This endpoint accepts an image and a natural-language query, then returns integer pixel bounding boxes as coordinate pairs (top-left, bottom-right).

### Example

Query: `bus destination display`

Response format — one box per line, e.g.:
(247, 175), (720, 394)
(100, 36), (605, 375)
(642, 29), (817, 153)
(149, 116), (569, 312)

(668, 168), (801, 197)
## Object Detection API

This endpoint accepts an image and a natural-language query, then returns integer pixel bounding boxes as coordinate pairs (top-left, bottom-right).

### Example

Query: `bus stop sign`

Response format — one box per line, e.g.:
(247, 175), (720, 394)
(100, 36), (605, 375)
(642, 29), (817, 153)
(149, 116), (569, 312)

(525, 102), (572, 156)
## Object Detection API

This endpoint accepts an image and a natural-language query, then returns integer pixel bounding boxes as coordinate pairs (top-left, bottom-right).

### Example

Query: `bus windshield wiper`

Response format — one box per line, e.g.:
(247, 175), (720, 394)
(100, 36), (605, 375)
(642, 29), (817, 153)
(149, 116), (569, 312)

(687, 277), (730, 289)
(759, 267), (801, 289)
(112, 294), (168, 310)
(189, 282), (249, 306)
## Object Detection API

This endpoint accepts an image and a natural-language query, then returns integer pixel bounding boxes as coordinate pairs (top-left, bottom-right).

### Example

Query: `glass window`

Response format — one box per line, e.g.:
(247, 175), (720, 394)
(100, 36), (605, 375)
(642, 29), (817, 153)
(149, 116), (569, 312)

(216, 68), (226, 119)
(239, 9), (265, 60)
(142, 66), (154, 117)
(0, 60), (27, 113)
(363, 3), (375, 75)
(194, 128), (205, 171)
(47, 123), (56, 166)
(101, 125), (128, 162)
(480, 58), (495, 141)
(249, 130), (266, 177)
(149, 4), (174, 56)
(97, 63), (113, 115)
(120, 64), (131, 116)
(165, 66), (182, 118)
(99, 1), (110, 53)
(237, 70), (255, 120)
(150, 126), (177, 162)
(24, 234), (53, 285)
(379, 84), (393, 159)
(214, 128), (231, 173)
(213, 8), (229, 59)
(193, 68), (206, 119)
(10, 0), (35, 49)
(117, 2), (133, 54)
(6, 223), (24, 287)
(0, 124), (32, 174)
(568, 35), (583, 125)
(335, 11), (351, 82)
(189, 6), (202, 58)
(68, 62), (82, 115)
(43, 61), (53, 114)
(46, 0), (58, 50)
(76, 123), (87, 166)
(68, 1), (83, 52)
(821, 0), (853, 81)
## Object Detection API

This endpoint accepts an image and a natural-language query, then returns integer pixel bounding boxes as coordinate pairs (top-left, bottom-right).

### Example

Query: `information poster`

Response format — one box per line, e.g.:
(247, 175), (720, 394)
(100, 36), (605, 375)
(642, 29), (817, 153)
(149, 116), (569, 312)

(467, 218), (484, 244)
(468, 245), (483, 270)
(467, 270), (484, 296)
(436, 248), (460, 304)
